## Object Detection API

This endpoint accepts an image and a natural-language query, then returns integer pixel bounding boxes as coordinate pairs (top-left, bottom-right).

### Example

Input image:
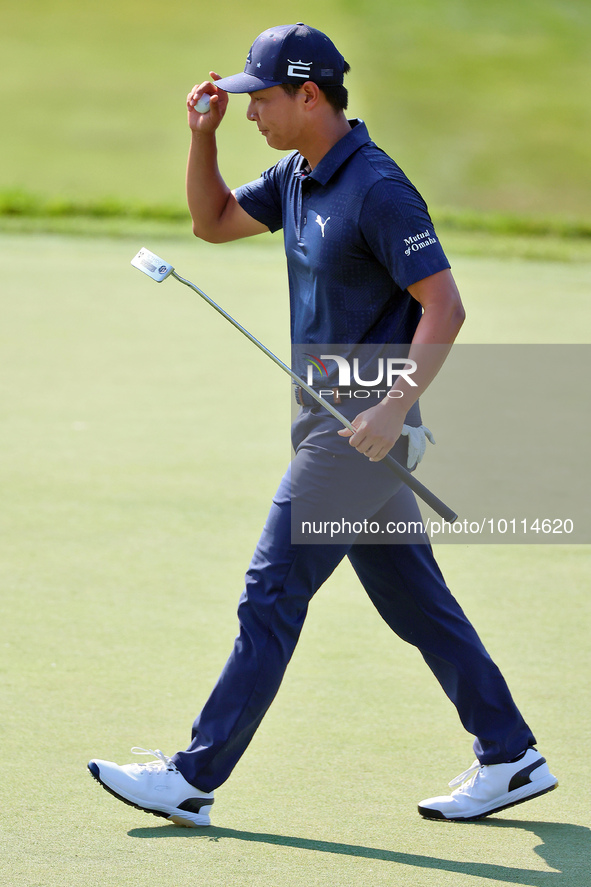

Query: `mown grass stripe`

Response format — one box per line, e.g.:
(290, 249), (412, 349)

(2, 189), (589, 241)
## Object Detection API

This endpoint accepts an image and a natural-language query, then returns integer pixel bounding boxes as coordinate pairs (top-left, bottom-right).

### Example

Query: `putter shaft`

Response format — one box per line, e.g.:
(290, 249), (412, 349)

(171, 270), (458, 523)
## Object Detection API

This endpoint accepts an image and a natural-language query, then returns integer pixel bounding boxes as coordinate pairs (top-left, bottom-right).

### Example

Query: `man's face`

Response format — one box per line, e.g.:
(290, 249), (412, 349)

(246, 86), (303, 151)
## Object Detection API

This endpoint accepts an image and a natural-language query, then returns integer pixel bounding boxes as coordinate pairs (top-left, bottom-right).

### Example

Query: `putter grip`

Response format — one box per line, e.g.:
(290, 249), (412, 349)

(383, 453), (458, 523)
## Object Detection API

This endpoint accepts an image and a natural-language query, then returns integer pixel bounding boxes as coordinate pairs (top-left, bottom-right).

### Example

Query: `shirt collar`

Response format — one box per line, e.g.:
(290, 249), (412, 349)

(294, 119), (371, 186)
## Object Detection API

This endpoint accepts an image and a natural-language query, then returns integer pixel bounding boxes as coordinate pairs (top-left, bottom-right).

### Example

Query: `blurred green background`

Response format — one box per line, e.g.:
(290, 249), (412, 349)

(2, 5), (590, 884)
(2, 0), (590, 219)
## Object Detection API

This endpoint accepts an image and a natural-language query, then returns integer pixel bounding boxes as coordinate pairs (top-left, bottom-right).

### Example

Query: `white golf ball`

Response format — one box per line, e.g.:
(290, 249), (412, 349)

(193, 94), (211, 114)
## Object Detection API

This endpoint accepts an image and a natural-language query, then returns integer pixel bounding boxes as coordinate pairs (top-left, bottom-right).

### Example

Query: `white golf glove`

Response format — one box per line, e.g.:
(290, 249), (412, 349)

(401, 424), (436, 469)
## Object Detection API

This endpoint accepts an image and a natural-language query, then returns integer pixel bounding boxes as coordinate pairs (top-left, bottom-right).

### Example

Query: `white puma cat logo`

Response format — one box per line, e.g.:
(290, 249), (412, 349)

(315, 214), (331, 237)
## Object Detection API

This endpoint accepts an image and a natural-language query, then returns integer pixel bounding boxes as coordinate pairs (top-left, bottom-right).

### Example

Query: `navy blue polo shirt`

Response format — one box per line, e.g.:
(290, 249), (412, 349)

(235, 119), (450, 344)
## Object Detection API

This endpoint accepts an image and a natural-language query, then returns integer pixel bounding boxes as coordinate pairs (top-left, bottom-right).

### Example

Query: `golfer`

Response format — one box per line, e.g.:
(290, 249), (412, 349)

(89, 23), (557, 826)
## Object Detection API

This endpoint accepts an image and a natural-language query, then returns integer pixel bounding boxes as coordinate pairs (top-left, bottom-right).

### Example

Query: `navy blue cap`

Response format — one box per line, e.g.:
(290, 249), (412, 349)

(215, 23), (346, 93)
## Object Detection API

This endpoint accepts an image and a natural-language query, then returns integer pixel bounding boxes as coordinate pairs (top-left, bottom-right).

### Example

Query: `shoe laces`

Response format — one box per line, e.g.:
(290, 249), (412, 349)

(130, 747), (177, 772)
(449, 760), (482, 790)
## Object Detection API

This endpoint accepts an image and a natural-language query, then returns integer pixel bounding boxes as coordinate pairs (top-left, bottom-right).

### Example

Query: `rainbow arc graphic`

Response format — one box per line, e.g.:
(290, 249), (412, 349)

(304, 353), (329, 383)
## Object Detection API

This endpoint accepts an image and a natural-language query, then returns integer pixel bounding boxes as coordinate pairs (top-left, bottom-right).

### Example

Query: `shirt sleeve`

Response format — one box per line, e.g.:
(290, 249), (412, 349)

(360, 176), (450, 291)
(234, 159), (287, 233)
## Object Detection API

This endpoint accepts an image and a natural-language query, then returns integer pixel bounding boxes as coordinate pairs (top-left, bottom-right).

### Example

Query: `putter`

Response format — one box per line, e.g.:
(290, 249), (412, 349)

(131, 248), (458, 523)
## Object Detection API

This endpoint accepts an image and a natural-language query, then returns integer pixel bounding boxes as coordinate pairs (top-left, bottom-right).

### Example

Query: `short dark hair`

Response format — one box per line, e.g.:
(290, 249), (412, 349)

(281, 62), (350, 113)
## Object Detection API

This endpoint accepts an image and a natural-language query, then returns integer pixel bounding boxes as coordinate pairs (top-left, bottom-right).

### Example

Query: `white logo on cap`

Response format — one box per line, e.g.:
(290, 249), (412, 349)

(287, 59), (313, 78)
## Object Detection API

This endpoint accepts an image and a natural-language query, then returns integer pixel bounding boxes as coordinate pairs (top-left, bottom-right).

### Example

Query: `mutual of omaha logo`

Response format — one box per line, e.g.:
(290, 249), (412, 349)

(404, 228), (438, 256)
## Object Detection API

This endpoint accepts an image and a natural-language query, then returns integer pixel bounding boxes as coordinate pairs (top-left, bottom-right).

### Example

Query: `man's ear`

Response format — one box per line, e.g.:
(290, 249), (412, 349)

(301, 81), (321, 108)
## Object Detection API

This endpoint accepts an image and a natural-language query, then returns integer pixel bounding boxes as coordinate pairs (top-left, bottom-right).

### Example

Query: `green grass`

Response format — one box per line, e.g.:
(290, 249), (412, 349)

(2, 207), (591, 263)
(2, 0), (591, 218)
(1, 233), (590, 886)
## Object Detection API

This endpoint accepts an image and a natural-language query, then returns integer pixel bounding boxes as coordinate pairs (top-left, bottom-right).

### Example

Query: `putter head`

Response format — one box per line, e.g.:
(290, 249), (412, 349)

(131, 248), (174, 282)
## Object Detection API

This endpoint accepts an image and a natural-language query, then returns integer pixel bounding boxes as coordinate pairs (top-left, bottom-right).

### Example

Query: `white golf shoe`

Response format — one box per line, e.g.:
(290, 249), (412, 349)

(418, 748), (558, 822)
(88, 747), (214, 827)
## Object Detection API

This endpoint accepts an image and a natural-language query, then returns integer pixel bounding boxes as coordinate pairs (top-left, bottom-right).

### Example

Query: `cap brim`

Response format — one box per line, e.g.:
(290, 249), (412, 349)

(214, 71), (283, 93)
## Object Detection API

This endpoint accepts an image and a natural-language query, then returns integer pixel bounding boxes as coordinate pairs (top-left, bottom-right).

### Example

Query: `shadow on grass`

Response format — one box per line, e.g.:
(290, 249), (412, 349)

(128, 818), (590, 885)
